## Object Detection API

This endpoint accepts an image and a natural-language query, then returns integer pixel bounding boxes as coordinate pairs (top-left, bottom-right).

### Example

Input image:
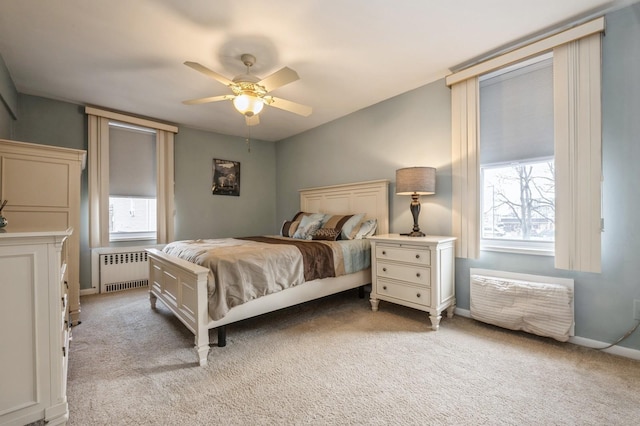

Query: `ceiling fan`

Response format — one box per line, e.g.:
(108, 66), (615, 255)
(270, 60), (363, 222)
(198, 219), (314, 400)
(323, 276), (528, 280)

(183, 54), (312, 126)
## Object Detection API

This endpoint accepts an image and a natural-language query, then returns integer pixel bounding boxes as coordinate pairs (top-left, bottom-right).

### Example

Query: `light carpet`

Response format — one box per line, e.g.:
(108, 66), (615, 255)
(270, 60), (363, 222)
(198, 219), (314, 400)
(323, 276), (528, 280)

(68, 288), (640, 425)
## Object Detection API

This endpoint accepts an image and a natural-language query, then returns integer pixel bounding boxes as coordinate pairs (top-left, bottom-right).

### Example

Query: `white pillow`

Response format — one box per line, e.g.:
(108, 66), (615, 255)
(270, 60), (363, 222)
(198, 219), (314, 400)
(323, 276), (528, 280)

(340, 213), (366, 240)
(292, 216), (323, 240)
(354, 219), (377, 239)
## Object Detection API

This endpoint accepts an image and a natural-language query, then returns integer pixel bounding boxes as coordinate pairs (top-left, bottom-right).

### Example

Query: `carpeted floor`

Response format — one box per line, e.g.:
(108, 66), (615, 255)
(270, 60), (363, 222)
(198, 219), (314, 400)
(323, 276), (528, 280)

(67, 288), (640, 425)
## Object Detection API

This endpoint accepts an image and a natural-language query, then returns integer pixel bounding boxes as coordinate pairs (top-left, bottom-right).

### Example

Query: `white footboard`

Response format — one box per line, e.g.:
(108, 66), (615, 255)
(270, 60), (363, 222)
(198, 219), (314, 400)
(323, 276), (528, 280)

(146, 248), (211, 365)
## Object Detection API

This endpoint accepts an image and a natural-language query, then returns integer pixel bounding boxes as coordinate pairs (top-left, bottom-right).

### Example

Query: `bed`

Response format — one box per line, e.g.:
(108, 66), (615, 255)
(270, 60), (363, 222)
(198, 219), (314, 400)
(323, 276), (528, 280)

(146, 180), (389, 366)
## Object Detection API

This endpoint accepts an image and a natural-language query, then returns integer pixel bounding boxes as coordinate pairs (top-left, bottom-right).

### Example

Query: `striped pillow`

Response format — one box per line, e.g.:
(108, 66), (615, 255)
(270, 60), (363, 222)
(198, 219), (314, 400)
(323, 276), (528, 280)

(280, 220), (300, 238)
(319, 214), (354, 239)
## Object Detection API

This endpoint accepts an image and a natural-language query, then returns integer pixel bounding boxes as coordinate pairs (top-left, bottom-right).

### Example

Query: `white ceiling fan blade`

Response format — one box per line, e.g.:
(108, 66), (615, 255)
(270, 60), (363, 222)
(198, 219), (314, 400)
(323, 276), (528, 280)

(245, 115), (260, 126)
(259, 67), (299, 92)
(268, 97), (312, 117)
(182, 95), (234, 105)
(184, 61), (233, 86)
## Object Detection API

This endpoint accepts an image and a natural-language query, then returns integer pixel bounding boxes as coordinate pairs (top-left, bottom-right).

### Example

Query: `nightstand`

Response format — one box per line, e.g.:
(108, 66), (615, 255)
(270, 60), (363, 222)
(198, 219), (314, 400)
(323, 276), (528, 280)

(368, 234), (456, 330)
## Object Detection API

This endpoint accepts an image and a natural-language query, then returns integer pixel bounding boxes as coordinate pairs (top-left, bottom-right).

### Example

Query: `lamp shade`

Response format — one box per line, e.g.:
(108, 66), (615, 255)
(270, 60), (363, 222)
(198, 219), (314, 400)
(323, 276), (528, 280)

(233, 93), (264, 117)
(396, 167), (436, 195)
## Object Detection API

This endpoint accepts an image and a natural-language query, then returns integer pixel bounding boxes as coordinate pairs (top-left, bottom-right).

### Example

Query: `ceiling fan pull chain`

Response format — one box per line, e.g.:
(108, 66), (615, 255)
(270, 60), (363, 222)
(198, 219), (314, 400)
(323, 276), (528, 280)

(245, 126), (251, 153)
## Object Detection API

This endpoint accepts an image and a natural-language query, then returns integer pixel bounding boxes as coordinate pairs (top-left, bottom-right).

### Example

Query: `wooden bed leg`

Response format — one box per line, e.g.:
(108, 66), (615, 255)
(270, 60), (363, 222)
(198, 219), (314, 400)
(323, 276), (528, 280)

(195, 331), (210, 366)
(149, 291), (157, 309)
(217, 326), (227, 347)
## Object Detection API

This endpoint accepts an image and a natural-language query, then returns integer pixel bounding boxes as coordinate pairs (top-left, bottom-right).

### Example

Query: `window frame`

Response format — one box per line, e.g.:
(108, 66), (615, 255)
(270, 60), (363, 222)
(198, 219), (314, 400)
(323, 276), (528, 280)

(480, 156), (555, 256)
(478, 53), (555, 256)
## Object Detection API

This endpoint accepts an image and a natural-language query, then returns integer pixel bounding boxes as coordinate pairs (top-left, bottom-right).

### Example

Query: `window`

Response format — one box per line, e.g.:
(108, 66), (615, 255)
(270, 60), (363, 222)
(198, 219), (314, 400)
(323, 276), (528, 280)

(448, 17), (603, 272)
(109, 196), (157, 241)
(108, 121), (157, 241)
(479, 55), (554, 254)
(87, 107), (177, 248)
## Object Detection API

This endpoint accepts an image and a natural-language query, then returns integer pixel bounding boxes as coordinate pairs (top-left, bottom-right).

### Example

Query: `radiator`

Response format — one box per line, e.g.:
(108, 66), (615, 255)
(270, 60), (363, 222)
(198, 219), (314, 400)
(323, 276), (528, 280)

(470, 268), (574, 342)
(99, 251), (149, 293)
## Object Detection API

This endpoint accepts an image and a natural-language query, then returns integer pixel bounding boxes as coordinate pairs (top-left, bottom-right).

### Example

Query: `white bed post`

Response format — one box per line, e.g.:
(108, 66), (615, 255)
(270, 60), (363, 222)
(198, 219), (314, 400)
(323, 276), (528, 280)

(194, 272), (210, 366)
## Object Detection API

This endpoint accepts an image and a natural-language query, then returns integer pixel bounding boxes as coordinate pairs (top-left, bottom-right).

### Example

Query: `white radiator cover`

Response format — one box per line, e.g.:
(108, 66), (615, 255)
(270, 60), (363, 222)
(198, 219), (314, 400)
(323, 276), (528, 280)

(470, 268), (574, 342)
(99, 250), (149, 293)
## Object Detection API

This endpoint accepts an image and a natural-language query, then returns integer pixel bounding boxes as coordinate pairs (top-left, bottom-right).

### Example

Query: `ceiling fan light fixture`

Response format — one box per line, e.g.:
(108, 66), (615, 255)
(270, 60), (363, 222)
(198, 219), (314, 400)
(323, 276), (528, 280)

(233, 92), (264, 116)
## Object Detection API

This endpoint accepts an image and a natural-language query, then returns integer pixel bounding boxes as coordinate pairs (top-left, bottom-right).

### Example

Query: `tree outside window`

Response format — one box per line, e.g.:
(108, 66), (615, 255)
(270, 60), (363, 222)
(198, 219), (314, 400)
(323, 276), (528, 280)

(482, 158), (555, 242)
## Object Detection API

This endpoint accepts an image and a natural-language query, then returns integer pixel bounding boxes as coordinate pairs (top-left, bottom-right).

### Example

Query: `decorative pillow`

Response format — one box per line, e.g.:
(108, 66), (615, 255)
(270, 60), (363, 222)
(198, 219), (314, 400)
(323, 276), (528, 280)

(292, 211), (326, 223)
(318, 214), (354, 238)
(354, 219), (378, 239)
(312, 228), (341, 241)
(280, 220), (300, 238)
(292, 219), (322, 240)
(340, 213), (366, 240)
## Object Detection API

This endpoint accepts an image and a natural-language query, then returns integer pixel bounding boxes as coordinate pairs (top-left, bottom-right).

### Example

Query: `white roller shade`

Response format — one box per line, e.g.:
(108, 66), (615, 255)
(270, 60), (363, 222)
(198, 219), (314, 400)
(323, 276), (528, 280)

(480, 57), (554, 165)
(109, 124), (156, 197)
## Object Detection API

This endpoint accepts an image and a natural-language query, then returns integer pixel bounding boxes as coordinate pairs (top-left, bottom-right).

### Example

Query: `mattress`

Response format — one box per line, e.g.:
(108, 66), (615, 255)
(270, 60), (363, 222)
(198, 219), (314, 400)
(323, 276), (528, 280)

(163, 236), (371, 320)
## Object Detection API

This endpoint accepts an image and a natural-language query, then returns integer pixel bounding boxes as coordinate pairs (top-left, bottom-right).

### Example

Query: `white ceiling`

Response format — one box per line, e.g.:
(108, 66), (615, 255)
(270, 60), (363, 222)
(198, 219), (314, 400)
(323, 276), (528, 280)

(0, 0), (626, 141)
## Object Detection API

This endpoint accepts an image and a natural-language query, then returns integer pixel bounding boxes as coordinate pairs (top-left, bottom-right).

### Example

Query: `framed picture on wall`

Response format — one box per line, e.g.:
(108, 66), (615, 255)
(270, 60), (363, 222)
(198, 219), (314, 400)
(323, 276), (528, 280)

(212, 158), (240, 196)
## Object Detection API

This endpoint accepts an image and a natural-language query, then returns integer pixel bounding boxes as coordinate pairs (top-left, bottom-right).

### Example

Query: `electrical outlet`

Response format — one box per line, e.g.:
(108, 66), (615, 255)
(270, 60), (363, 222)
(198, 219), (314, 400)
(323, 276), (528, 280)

(634, 300), (640, 321)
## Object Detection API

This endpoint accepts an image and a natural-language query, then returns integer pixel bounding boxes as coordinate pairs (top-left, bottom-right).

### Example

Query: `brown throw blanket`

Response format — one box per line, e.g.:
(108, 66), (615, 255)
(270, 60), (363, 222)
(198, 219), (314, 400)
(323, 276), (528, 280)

(237, 236), (336, 281)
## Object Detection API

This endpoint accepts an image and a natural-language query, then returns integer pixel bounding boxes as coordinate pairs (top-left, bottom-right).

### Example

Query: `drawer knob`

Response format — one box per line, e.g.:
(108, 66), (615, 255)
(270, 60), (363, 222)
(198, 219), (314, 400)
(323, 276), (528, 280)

(416, 272), (421, 278)
(383, 286), (387, 290)
(382, 267), (387, 272)
(416, 254), (420, 259)
(417, 293), (421, 298)
(382, 250), (387, 255)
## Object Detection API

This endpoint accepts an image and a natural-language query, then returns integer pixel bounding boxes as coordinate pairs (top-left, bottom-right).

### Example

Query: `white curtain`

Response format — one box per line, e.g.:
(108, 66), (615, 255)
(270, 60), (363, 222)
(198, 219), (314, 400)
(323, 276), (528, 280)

(86, 107), (177, 247)
(447, 18), (604, 272)
(451, 77), (480, 259)
(553, 33), (602, 272)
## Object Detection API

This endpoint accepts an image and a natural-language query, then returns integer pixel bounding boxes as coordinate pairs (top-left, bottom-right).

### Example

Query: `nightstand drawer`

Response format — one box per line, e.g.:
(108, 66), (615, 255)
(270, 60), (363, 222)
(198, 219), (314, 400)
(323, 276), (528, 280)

(376, 261), (430, 286)
(377, 279), (431, 306)
(376, 245), (430, 265)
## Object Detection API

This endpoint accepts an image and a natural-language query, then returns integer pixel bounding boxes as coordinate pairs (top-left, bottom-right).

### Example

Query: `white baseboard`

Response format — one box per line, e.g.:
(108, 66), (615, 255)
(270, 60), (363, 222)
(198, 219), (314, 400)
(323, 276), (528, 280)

(80, 287), (99, 296)
(455, 307), (471, 318)
(569, 336), (640, 360)
(453, 307), (640, 361)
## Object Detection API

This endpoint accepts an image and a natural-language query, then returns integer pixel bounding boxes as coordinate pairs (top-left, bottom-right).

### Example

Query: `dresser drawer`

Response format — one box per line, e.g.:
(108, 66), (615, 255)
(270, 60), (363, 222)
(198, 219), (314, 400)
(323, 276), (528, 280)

(376, 244), (430, 265)
(377, 279), (431, 306)
(376, 261), (430, 286)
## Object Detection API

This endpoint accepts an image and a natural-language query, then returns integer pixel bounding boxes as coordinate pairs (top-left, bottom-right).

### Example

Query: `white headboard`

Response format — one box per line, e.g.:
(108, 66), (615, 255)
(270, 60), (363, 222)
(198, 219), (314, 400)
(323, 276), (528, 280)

(299, 180), (389, 235)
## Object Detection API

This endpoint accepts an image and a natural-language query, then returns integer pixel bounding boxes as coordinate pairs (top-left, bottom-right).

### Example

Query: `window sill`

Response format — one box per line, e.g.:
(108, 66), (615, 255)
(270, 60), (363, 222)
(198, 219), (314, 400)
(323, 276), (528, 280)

(109, 233), (156, 242)
(481, 244), (554, 257)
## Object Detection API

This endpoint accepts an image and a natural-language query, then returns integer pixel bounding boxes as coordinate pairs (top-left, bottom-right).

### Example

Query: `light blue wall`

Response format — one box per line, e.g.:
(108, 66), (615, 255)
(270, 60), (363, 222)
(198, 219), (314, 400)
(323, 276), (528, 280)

(174, 127), (276, 239)
(11, 95), (277, 290)
(274, 4), (640, 350)
(276, 80), (453, 238)
(454, 5), (640, 350)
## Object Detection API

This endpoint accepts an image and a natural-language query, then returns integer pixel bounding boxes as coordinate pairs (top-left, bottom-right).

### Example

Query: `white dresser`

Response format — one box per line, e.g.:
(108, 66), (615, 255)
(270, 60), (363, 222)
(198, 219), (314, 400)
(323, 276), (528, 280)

(0, 139), (86, 326)
(0, 229), (72, 426)
(368, 234), (456, 330)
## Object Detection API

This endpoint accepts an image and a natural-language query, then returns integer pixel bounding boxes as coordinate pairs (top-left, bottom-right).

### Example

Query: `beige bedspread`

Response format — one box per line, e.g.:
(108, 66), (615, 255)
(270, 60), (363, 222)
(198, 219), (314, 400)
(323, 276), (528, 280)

(162, 237), (348, 320)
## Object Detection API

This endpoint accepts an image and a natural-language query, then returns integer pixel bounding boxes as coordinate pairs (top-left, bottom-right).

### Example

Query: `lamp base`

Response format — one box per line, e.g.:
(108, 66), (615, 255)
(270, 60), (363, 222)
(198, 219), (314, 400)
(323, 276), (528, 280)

(400, 231), (426, 237)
